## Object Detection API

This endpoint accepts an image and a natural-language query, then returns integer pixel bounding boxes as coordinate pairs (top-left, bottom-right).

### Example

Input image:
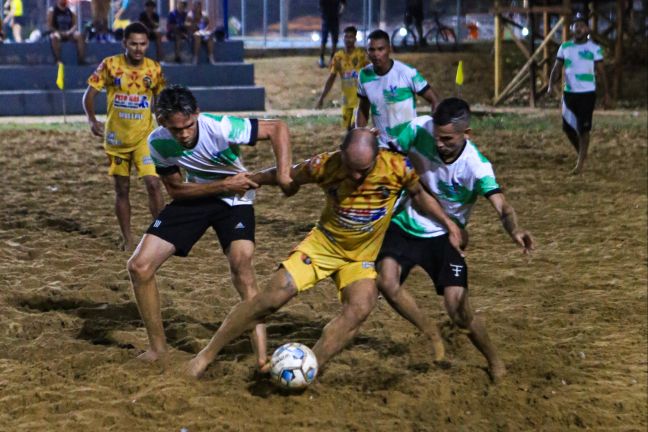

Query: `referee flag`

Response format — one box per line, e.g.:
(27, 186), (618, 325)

(56, 62), (65, 90)
(455, 60), (464, 86)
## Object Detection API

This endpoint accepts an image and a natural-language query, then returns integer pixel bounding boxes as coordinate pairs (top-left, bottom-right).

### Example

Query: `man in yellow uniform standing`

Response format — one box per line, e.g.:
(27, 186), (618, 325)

(83, 22), (166, 250)
(316, 26), (369, 130)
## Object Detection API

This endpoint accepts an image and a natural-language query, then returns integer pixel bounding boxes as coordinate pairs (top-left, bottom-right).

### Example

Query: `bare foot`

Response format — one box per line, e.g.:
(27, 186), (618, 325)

(120, 237), (136, 252)
(137, 349), (166, 362)
(186, 355), (209, 379)
(489, 360), (507, 384)
(257, 356), (271, 374)
(570, 164), (583, 175)
(431, 336), (446, 363)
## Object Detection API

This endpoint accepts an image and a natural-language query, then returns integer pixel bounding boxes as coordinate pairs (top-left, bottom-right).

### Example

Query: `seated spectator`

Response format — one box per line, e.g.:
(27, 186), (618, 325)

(3, 0), (24, 42)
(166, 0), (189, 63)
(188, 0), (215, 65)
(47, 0), (86, 64)
(139, 0), (163, 61)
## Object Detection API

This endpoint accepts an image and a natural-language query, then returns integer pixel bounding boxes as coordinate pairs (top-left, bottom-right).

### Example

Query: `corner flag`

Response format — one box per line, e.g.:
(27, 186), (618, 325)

(455, 60), (464, 86)
(56, 62), (65, 90)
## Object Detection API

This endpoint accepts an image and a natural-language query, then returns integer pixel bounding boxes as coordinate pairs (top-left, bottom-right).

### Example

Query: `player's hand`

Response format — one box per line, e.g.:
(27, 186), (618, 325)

(89, 120), (105, 137)
(512, 229), (535, 254)
(224, 172), (259, 195)
(277, 174), (299, 197)
(448, 225), (466, 258)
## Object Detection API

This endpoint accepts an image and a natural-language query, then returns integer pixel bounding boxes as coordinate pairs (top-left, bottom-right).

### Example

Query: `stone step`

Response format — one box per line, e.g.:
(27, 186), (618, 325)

(0, 85), (265, 116)
(0, 40), (244, 65)
(0, 63), (256, 90)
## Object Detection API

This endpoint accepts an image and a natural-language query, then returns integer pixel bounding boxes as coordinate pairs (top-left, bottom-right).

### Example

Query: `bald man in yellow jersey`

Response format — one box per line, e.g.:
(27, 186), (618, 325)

(316, 26), (369, 130)
(186, 128), (463, 379)
(83, 22), (166, 250)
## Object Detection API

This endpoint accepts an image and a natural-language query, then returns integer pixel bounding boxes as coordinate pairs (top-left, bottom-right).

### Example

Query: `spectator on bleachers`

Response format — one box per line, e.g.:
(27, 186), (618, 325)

(3, 0), (24, 42)
(189, 0), (215, 65)
(166, 0), (189, 63)
(139, 0), (163, 61)
(47, 0), (86, 64)
(91, 0), (110, 41)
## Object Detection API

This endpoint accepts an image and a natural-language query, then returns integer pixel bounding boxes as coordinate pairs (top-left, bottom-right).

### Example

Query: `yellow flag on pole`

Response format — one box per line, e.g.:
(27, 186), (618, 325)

(56, 62), (65, 90)
(455, 60), (464, 86)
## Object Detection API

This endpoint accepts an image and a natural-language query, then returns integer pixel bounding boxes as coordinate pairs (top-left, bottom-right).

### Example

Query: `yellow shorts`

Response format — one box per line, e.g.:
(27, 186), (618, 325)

(106, 141), (157, 178)
(281, 228), (377, 294)
(341, 106), (356, 130)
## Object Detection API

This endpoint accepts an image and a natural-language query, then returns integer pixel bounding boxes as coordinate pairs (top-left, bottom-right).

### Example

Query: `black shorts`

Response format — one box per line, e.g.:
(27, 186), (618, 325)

(321, 15), (339, 44)
(562, 91), (596, 135)
(376, 223), (468, 295)
(405, 6), (424, 26)
(146, 197), (255, 257)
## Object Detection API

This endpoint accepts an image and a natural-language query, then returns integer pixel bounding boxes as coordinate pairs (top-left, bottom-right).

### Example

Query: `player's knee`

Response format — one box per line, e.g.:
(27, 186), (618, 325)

(376, 272), (400, 299)
(127, 254), (155, 282)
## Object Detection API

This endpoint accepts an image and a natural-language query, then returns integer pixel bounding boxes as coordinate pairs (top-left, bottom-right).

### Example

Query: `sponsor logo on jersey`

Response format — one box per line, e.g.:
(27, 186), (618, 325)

(334, 205), (387, 231)
(113, 93), (149, 110)
(143, 76), (152, 89)
(114, 77), (122, 88)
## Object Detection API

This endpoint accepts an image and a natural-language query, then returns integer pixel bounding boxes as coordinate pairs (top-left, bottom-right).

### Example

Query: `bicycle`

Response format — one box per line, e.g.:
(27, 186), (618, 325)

(391, 11), (458, 53)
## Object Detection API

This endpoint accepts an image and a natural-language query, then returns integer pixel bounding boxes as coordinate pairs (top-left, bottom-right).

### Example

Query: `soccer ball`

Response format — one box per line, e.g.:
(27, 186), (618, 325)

(270, 342), (318, 389)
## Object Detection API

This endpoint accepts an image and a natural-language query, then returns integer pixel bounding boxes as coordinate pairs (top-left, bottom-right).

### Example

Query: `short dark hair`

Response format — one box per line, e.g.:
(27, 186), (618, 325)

(144, 0), (155, 6)
(344, 26), (357, 35)
(433, 98), (471, 132)
(124, 22), (150, 40)
(156, 85), (198, 120)
(367, 29), (390, 44)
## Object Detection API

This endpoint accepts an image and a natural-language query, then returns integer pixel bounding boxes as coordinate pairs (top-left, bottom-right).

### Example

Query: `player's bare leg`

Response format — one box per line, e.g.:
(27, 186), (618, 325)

(142, 175), (164, 218)
(225, 240), (268, 371)
(114, 175), (134, 250)
(187, 268), (296, 378)
(311, 278), (378, 368)
(127, 234), (176, 362)
(444, 286), (506, 382)
(377, 258), (446, 362)
(50, 34), (62, 63)
(572, 131), (590, 175)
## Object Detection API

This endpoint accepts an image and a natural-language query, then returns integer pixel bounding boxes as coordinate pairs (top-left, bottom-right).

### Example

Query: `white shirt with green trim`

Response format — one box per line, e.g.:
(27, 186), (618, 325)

(391, 115), (501, 238)
(556, 39), (603, 93)
(357, 60), (429, 149)
(148, 113), (257, 206)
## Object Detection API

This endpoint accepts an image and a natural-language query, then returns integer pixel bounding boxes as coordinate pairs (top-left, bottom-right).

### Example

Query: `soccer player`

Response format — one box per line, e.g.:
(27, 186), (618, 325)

(376, 98), (535, 382)
(356, 29), (439, 150)
(82, 22), (166, 251)
(548, 12), (609, 174)
(185, 127), (464, 378)
(315, 26), (369, 130)
(127, 85), (293, 366)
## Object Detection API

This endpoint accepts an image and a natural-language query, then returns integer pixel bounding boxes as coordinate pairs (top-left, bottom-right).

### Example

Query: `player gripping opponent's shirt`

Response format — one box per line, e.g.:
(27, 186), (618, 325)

(87, 53), (165, 176)
(282, 149), (419, 292)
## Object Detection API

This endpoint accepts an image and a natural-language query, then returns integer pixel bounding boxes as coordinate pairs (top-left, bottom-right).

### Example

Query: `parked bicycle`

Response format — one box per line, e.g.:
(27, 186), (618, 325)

(391, 11), (458, 52)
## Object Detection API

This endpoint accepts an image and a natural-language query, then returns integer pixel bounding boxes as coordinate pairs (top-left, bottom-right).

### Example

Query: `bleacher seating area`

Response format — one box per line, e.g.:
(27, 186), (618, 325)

(0, 40), (265, 116)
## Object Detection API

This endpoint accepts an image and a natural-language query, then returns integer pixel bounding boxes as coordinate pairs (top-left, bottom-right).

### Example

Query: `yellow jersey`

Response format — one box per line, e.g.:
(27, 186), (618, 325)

(330, 47), (368, 108)
(88, 54), (166, 152)
(299, 149), (418, 261)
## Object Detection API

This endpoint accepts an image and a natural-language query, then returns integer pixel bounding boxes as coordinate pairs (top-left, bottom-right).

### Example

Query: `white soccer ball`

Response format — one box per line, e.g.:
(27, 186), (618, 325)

(270, 342), (318, 389)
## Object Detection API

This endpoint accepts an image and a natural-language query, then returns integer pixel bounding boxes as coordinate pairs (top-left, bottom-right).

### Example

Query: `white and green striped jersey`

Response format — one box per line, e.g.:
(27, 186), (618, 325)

(148, 113), (258, 206)
(391, 116), (501, 238)
(357, 60), (429, 149)
(557, 39), (603, 93)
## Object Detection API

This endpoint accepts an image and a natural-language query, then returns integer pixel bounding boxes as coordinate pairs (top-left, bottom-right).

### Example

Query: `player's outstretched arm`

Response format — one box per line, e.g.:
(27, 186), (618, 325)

(355, 97), (370, 127)
(256, 119), (293, 194)
(160, 170), (258, 200)
(249, 161), (315, 197)
(82, 86), (105, 138)
(408, 181), (464, 256)
(316, 73), (337, 109)
(488, 193), (535, 254)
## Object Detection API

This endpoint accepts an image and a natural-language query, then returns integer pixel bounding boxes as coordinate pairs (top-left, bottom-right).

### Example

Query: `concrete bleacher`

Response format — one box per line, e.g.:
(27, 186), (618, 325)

(0, 40), (265, 116)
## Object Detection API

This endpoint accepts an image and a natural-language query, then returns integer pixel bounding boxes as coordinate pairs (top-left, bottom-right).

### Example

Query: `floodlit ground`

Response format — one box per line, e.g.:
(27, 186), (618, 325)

(0, 110), (645, 430)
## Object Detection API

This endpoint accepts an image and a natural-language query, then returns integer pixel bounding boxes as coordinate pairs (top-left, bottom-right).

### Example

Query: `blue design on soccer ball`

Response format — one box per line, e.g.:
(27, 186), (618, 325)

(292, 348), (305, 360)
(306, 368), (316, 381)
(281, 370), (295, 382)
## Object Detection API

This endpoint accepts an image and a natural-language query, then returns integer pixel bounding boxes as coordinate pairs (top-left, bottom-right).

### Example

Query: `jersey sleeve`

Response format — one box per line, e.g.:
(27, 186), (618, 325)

(299, 151), (335, 183)
(594, 43), (604, 61)
(87, 59), (108, 91)
(395, 115), (433, 154)
(388, 152), (419, 190)
(221, 116), (258, 146)
(473, 161), (500, 197)
(408, 65), (429, 94)
(556, 43), (566, 60)
(357, 68), (369, 98)
(148, 133), (180, 176)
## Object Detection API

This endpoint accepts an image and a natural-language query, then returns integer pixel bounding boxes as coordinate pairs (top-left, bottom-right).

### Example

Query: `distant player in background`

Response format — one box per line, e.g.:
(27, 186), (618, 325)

(315, 26), (368, 130)
(405, 0), (425, 46)
(186, 128), (463, 379)
(376, 98), (535, 382)
(318, 0), (346, 68)
(82, 22), (165, 251)
(356, 29), (439, 150)
(127, 85), (293, 365)
(548, 12), (609, 174)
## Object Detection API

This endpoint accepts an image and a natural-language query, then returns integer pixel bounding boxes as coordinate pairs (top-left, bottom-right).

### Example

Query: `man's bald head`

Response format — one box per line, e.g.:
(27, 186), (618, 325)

(340, 128), (379, 184)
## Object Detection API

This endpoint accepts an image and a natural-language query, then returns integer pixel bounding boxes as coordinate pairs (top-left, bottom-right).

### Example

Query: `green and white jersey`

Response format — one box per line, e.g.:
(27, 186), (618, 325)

(557, 39), (603, 93)
(357, 60), (429, 149)
(392, 116), (501, 238)
(148, 113), (258, 206)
